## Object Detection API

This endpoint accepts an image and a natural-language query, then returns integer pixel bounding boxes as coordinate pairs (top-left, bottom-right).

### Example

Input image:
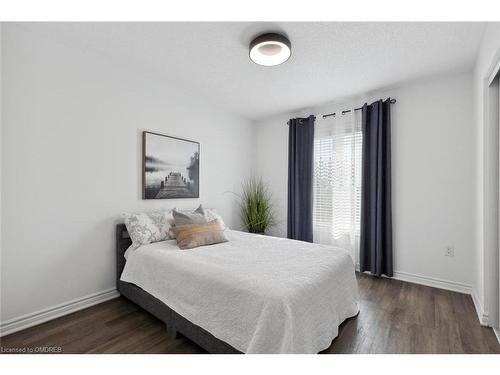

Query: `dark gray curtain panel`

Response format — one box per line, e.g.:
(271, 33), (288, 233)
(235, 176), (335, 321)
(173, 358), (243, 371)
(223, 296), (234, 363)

(360, 99), (393, 277)
(287, 115), (315, 242)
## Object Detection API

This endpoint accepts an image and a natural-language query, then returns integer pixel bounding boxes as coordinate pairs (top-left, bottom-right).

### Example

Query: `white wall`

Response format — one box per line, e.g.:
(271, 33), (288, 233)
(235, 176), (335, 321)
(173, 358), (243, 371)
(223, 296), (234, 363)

(0, 24), (3, 325)
(254, 72), (476, 287)
(473, 23), (500, 322)
(0, 24), (254, 324)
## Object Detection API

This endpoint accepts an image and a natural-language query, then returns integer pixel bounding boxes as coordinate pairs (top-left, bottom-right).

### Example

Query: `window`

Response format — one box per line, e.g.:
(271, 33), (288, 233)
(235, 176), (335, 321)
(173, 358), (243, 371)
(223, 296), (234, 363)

(313, 110), (362, 260)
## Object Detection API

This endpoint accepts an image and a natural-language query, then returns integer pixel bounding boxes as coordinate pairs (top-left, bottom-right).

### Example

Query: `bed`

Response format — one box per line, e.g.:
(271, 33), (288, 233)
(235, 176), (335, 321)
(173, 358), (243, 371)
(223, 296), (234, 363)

(116, 224), (359, 354)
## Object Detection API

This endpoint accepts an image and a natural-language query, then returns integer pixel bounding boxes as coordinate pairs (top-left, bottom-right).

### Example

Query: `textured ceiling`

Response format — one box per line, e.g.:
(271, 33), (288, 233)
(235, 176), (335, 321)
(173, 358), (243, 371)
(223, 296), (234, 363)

(15, 22), (486, 120)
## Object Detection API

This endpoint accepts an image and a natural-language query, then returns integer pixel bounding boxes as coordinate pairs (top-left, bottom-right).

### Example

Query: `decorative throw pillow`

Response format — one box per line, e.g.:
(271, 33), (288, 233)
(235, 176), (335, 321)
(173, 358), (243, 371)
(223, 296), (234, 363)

(123, 210), (172, 249)
(172, 204), (208, 226)
(175, 221), (228, 250)
(169, 222), (206, 238)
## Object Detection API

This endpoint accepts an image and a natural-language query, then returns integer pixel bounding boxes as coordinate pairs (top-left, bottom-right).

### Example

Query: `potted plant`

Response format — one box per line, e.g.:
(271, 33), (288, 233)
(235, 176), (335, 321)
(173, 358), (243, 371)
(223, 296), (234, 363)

(238, 177), (275, 234)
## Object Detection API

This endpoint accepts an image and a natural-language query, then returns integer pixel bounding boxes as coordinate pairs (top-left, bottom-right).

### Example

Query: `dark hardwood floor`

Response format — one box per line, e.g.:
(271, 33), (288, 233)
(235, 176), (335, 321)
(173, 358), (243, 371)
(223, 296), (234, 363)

(1, 273), (499, 354)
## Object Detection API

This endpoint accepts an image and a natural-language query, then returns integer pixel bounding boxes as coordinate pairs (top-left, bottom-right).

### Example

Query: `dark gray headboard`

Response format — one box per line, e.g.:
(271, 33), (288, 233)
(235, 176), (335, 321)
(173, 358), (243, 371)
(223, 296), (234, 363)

(116, 224), (132, 288)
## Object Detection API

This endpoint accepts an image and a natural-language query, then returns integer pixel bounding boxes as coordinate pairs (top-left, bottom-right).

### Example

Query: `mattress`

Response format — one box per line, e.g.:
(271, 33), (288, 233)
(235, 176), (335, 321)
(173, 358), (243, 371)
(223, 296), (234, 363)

(120, 230), (359, 353)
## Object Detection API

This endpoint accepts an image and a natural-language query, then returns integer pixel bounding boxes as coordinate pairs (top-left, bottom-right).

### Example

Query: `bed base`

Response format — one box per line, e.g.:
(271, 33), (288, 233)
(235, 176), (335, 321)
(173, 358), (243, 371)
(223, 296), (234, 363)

(116, 224), (240, 354)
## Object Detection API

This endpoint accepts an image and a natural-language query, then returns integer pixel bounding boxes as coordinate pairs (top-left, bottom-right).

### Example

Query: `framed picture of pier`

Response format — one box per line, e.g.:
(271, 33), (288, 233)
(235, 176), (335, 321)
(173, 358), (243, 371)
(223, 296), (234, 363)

(143, 131), (200, 199)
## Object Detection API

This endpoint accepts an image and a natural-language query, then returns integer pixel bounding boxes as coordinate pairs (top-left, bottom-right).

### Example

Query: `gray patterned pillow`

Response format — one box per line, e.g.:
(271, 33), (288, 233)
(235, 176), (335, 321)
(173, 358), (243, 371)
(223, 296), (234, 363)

(172, 205), (208, 226)
(123, 210), (172, 249)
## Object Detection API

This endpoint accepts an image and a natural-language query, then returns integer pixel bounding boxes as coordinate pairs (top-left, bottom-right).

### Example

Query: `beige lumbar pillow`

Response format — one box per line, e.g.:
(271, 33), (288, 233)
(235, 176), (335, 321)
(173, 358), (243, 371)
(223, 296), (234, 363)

(174, 220), (228, 250)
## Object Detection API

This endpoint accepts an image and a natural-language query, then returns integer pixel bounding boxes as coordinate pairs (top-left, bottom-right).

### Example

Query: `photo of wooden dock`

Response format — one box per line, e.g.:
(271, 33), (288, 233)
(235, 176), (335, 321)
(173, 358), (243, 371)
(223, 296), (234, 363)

(155, 172), (193, 198)
(143, 131), (199, 199)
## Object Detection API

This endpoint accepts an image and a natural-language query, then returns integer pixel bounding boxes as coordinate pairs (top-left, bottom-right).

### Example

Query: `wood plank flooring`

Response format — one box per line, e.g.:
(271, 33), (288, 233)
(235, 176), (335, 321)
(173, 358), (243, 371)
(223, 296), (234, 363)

(1, 273), (499, 354)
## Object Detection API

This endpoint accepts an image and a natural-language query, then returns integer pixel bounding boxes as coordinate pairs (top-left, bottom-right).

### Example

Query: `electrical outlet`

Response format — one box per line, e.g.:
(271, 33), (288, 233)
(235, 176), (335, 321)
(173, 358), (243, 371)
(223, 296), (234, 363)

(445, 246), (455, 257)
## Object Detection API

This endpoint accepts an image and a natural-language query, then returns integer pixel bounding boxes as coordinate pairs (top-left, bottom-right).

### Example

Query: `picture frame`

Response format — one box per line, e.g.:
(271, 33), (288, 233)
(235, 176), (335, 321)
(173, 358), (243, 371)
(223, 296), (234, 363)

(142, 131), (200, 199)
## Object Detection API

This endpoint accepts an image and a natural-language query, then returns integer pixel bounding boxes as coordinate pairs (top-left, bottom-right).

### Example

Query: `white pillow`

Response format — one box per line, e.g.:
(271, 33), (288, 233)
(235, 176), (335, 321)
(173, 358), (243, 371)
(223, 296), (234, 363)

(204, 208), (227, 230)
(123, 210), (173, 249)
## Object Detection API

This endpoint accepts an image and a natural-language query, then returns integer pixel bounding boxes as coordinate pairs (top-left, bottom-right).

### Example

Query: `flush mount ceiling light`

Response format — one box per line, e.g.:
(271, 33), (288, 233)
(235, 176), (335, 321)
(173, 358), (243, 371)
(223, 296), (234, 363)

(249, 33), (291, 66)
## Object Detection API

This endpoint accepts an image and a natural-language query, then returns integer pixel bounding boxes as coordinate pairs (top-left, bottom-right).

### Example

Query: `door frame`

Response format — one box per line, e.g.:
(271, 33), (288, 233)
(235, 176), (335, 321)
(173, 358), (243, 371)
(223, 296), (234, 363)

(483, 47), (500, 329)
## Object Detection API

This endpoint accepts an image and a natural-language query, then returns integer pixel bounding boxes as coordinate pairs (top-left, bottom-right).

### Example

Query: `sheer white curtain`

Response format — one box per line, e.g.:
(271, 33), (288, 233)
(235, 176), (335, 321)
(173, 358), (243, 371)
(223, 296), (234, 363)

(313, 109), (362, 262)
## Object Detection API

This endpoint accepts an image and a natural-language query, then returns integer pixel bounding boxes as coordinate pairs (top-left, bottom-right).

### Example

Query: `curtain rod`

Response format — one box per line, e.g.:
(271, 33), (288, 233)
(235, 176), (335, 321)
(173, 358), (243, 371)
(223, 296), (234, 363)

(321, 98), (396, 119)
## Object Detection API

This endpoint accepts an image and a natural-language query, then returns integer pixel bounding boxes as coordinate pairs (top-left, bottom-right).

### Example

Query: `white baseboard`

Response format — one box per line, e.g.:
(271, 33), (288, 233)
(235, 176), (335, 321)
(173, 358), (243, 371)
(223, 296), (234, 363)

(389, 271), (492, 328)
(0, 288), (119, 337)
(355, 264), (472, 294)
(0, 273), (494, 341)
(391, 271), (472, 294)
(494, 328), (500, 344)
(471, 289), (489, 326)
(358, 268), (491, 329)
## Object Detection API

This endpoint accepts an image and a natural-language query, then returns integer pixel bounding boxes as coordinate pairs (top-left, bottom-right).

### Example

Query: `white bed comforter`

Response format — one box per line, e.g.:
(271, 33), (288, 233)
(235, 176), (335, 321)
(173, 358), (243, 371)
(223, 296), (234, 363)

(120, 230), (359, 354)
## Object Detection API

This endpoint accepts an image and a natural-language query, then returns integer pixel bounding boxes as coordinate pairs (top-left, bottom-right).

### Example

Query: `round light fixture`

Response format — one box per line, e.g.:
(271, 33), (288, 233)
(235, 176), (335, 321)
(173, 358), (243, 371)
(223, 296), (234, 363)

(249, 33), (291, 66)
